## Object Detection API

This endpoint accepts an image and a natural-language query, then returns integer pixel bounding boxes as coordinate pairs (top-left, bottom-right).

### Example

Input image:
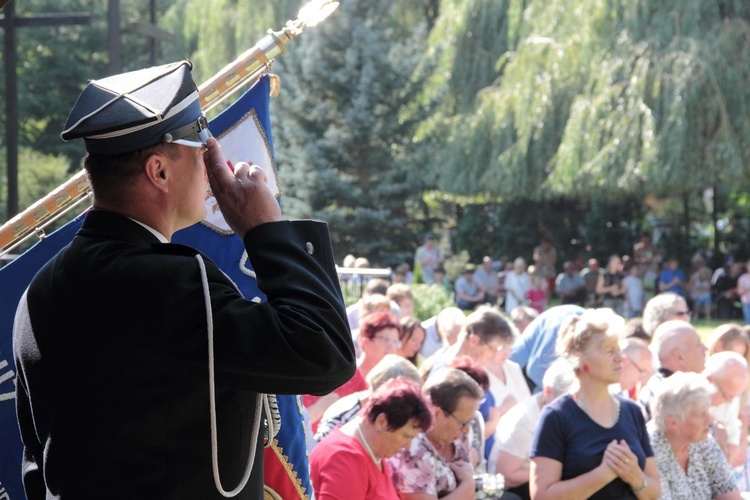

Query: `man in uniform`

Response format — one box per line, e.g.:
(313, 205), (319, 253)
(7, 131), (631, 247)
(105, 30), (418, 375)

(13, 60), (355, 499)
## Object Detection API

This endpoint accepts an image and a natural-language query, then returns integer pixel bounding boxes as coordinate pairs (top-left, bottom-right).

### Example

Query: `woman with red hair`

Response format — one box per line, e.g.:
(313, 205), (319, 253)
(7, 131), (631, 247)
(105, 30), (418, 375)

(310, 377), (431, 499)
(304, 312), (402, 433)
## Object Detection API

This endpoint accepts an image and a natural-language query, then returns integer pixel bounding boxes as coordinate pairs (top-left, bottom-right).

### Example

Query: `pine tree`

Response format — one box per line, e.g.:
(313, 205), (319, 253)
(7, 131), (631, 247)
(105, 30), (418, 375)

(272, 0), (431, 266)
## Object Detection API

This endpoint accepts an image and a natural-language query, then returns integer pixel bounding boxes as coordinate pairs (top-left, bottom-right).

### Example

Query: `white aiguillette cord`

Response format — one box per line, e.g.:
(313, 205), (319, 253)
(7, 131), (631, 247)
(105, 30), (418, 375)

(195, 254), (277, 498)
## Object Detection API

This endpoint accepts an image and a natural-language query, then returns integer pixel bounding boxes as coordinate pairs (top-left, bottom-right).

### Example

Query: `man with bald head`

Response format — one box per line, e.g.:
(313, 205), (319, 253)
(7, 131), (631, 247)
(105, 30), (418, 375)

(619, 339), (654, 399)
(704, 351), (749, 467)
(638, 319), (707, 419)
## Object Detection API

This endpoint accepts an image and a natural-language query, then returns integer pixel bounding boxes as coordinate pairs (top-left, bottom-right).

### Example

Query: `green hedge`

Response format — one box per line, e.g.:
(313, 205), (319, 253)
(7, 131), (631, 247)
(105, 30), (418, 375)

(411, 284), (456, 320)
(339, 280), (456, 321)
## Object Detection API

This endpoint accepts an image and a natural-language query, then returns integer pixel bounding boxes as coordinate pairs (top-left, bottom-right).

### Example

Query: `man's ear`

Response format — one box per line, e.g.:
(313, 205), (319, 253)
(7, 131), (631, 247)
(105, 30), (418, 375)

(143, 153), (170, 193)
(621, 355), (631, 368)
(673, 347), (685, 364)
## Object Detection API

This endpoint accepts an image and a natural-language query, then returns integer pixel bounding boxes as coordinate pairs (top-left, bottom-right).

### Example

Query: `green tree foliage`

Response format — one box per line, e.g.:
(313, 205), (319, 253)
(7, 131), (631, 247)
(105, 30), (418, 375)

(409, 0), (515, 198)
(162, 0), (299, 84)
(416, 0), (511, 114)
(4, 0), (301, 175)
(413, 0), (749, 262)
(6, 0), (205, 169)
(272, 0), (431, 266)
(7, 0), (107, 169)
(411, 283), (455, 321)
(0, 146), (69, 215)
(552, 1), (750, 198)
(450, 197), (640, 266)
(579, 197), (646, 263)
(1, 0), (296, 221)
(5, 0), (750, 269)
(426, 0), (750, 200)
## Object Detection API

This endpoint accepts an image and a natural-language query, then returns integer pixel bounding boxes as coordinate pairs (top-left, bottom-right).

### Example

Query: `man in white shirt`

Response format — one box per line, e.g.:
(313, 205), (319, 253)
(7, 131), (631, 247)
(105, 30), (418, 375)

(474, 256), (501, 305)
(487, 358), (576, 499)
(704, 351), (749, 467)
(419, 306), (465, 359)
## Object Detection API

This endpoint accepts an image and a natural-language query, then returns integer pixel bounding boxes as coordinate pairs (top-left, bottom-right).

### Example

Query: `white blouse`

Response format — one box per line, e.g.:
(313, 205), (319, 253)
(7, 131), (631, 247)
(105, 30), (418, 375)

(485, 360), (531, 409)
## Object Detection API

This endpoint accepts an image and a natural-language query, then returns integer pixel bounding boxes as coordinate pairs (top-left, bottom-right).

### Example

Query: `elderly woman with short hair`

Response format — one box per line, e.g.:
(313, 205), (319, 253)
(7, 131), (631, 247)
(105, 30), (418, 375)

(649, 371), (741, 500)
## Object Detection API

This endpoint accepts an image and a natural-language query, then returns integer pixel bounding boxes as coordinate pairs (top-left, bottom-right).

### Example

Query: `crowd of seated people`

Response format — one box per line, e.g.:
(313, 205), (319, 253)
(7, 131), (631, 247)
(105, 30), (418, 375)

(304, 254), (750, 499)
(385, 231), (750, 326)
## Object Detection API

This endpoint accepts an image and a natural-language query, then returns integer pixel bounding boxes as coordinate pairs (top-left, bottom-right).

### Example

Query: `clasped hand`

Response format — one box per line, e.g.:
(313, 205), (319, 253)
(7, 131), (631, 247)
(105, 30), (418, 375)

(602, 439), (642, 488)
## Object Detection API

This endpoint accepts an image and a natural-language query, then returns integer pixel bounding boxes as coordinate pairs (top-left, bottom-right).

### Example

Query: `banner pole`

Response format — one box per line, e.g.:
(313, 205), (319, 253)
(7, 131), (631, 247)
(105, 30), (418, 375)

(0, 0), (340, 258)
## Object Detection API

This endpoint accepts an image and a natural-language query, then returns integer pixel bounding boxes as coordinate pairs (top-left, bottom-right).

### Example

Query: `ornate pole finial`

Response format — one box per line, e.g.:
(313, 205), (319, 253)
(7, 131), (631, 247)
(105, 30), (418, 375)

(200, 0), (340, 111)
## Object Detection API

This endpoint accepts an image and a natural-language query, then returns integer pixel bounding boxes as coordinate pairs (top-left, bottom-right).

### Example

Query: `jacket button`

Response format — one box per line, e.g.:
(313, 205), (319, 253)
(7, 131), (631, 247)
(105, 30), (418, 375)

(306, 242), (314, 255)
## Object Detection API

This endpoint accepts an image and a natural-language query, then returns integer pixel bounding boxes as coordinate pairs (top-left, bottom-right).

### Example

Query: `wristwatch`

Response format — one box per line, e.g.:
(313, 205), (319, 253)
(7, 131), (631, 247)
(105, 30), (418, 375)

(633, 476), (648, 494)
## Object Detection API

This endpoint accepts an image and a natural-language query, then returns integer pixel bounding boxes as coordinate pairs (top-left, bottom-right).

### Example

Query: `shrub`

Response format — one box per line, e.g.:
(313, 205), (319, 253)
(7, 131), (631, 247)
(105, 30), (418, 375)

(411, 283), (455, 321)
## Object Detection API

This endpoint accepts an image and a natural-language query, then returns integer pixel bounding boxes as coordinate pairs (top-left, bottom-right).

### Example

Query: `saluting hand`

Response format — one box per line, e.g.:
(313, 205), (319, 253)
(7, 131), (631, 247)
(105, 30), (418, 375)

(203, 137), (281, 237)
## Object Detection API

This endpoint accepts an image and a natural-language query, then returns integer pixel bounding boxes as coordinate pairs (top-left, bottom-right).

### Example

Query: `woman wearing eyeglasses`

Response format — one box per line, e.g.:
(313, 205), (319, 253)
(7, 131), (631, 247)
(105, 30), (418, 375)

(530, 308), (660, 499)
(358, 312), (403, 378)
(389, 367), (483, 499)
(304, 312), (401, 433)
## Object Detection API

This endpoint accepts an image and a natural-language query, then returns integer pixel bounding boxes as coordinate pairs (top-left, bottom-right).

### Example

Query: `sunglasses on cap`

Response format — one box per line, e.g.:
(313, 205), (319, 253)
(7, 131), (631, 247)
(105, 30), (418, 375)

(163, 115), (212, 148)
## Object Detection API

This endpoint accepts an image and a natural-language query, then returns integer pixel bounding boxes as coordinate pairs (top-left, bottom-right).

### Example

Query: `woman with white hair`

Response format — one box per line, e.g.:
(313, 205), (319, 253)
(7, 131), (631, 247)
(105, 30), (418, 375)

(649, 372), (741, 499)
(530, 308), (660, 499)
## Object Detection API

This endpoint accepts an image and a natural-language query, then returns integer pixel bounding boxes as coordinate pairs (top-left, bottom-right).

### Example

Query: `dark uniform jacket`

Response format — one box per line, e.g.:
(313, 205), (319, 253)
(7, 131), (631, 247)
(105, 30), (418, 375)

(13, 209), (355, 499)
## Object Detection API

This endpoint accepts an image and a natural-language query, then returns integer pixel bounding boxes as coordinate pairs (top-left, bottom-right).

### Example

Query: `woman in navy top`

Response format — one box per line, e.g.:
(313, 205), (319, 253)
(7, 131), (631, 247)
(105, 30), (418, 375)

(530, 308), (660, 499)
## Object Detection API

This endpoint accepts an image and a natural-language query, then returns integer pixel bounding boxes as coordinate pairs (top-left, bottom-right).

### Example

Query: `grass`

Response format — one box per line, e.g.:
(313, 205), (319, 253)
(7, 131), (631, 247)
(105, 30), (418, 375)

(693, 318), (736, 343)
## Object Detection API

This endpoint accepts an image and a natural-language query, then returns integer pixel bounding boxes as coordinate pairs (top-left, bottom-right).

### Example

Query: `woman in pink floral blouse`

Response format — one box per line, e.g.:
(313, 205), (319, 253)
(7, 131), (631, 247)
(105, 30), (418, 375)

(388, 368), (483, 499)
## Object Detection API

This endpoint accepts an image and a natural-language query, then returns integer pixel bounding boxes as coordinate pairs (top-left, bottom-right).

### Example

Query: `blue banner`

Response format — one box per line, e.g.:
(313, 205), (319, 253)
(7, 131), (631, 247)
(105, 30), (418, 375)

(0, 215), (84, 499)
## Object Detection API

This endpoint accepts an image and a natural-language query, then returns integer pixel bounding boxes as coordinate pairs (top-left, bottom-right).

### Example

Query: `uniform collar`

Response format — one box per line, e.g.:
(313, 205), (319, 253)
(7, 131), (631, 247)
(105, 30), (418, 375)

(77, 208), (163, 245)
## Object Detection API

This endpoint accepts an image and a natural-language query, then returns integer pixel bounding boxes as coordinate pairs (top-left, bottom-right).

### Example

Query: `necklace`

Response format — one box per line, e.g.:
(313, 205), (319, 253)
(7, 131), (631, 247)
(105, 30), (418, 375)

(356, 423), (382, 467)
(575, 393), (621, 425)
